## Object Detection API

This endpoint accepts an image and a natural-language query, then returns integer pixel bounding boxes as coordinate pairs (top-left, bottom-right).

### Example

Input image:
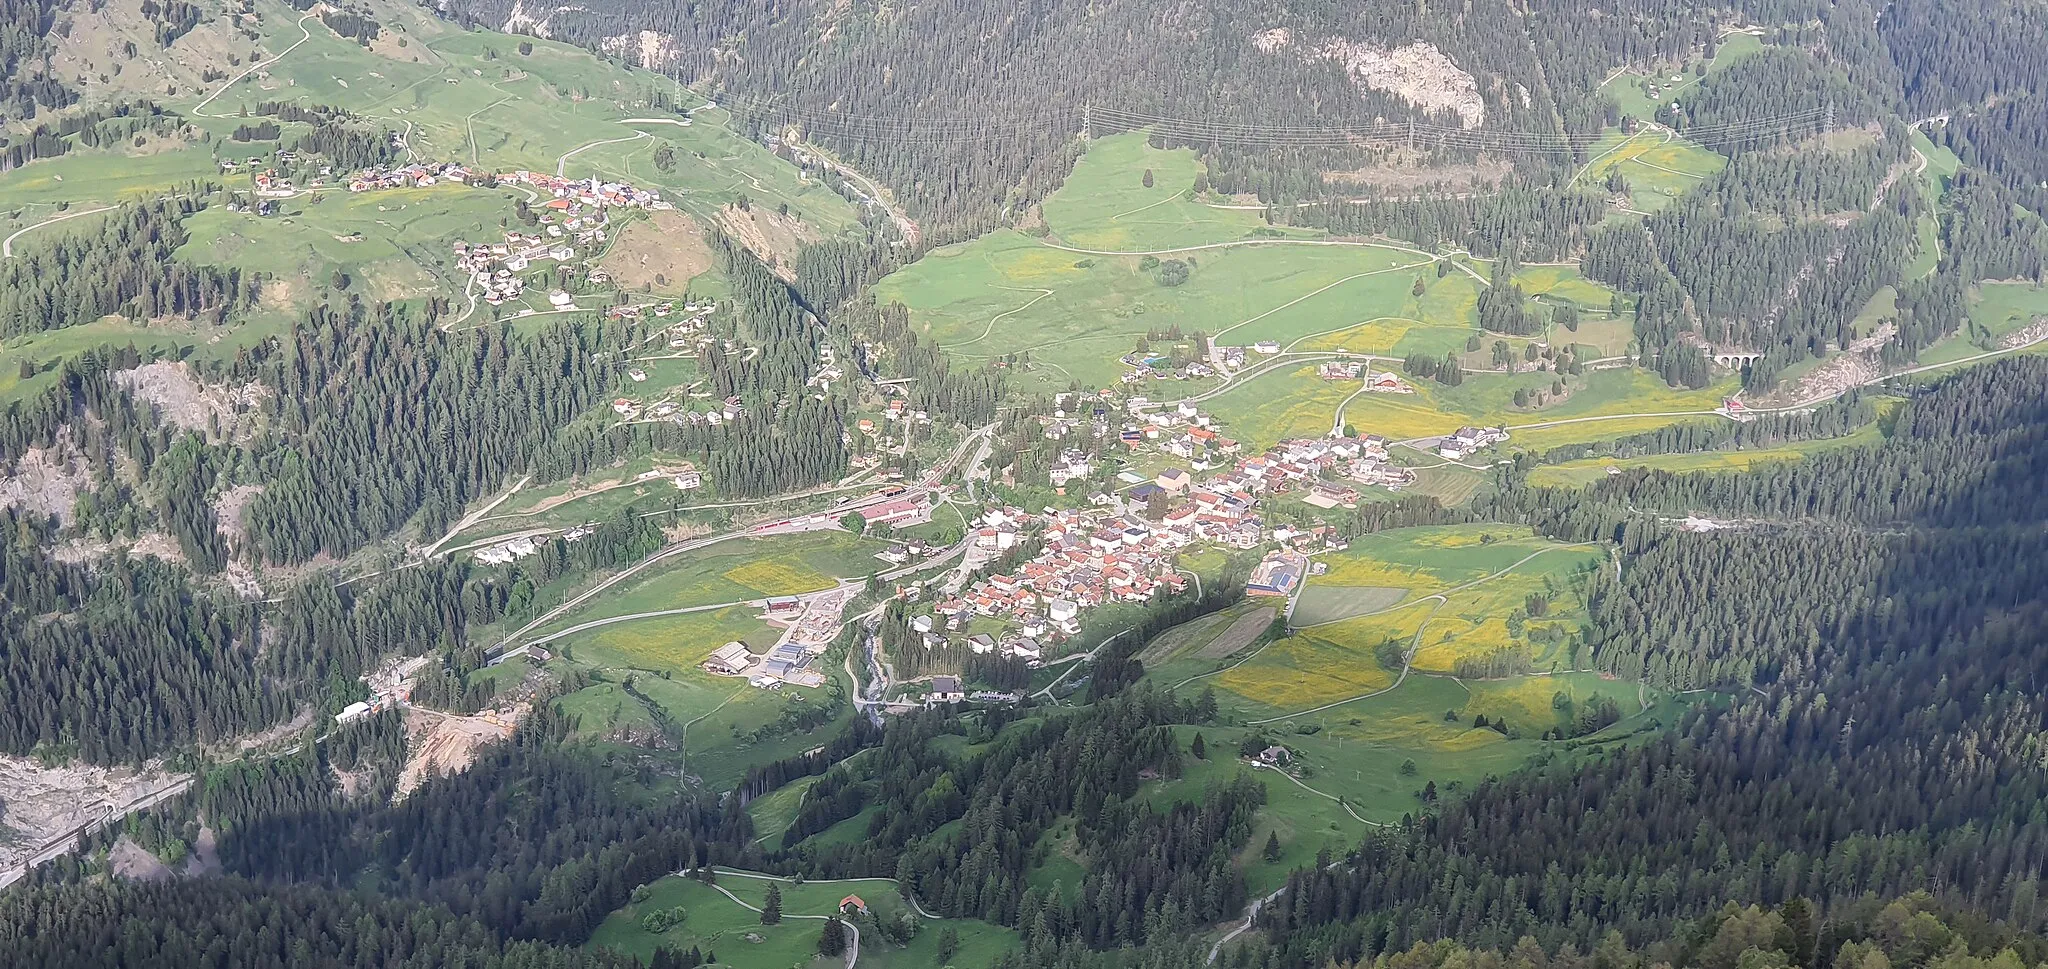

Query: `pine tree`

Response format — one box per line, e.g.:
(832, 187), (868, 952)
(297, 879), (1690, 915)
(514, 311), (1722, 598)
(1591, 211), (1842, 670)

(817, 917), (847, 956)
(1262, 831), (1282, 862)
(761, 885), (783, 925)
(1190, 733), (1206, 759)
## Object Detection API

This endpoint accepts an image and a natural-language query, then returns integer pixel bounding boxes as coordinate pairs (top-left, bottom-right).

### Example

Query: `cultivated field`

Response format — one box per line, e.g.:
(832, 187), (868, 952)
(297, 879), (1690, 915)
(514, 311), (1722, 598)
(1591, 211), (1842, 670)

(1173, 526), (1605, 719)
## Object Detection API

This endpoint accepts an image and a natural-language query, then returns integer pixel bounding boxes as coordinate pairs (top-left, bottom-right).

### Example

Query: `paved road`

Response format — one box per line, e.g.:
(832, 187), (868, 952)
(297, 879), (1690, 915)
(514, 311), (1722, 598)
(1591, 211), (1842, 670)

(1209, 885), (1288, 964)
(3, 205), (116, 257)
(0, 776), (195, 890)
(488, 423), (991, 654)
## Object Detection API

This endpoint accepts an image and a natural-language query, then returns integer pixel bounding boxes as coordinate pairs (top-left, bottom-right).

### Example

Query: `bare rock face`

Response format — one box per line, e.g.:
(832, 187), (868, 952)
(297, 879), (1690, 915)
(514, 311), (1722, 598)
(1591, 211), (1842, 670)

(112, 361), (268, 440)
(0, 755), (188, 872)
(0, 446), (87, 522)
(1252, 29), (1487, 129)
(600, 29), (680, 68)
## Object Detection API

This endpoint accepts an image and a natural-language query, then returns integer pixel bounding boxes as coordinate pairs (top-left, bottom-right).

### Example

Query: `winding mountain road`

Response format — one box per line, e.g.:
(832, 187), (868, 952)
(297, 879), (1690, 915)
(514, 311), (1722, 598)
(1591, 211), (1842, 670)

(192, 11), (320, 119)
(2, 205), (115, 257)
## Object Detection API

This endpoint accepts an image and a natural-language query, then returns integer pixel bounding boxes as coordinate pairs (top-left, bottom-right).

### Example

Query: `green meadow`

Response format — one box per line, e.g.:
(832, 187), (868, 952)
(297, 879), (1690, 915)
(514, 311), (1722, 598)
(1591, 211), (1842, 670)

(1152, 526), (1607, 723)
(1528, 420), (1890, 487)
(178, 184), (518, 302)
(1600, 31), (1766, 123)
(874, 132), (1445, 391)
(587, 872), (1020, 969)
(1915, 281), (2048, 367)
(1140, 673), (1664, 894)
(1040, 133), (1309, 251)
(530, 531), (883, 642)
(1968, 282), (2048, 341)
(1576, 127), (1725, 211)
(0, 146), (220, 205)
(1203, 357), (1734, 450)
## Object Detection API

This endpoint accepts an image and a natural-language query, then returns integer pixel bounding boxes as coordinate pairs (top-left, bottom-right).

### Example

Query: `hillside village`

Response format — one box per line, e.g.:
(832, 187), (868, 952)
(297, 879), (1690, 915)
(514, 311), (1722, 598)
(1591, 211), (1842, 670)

(207, 104), (1543, 713)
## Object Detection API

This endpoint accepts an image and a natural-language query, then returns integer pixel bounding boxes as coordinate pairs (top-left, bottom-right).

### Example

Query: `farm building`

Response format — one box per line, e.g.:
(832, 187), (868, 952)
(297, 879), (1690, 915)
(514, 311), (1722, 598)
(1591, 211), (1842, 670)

(928, 676), (966, 706)
(1246, 549), (1309, 597)
(704, 642), (753, 675)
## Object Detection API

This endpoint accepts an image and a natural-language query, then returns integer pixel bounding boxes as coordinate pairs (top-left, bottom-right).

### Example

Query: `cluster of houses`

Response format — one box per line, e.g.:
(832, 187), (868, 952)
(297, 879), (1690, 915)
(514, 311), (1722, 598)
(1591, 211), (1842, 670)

(855, 397), (937, 455)
(500, 170), (670, 213)
(612, 394), (745, 428)
(1316, 361), (1415, 393)
(454, 234), (561, 305)
(1199, 435), (1407, 504)
(659, 300), (718, 347)
(1039, 397), (1246, 480)
(702, 588), (855, 689)
(345, 161), (484, 192)
(1118, 350), (1219, 385)
(1203, 341), (1282, 374)
(915, 506), (1194, 661)
(1436, 426), (1509, 461)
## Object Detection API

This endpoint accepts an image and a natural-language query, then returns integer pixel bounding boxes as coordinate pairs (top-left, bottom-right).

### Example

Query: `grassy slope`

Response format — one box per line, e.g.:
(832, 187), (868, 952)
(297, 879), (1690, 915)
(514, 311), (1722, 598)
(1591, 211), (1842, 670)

(0, 0), (853, 412)
(1205, 359), (1733, 451)
(1528, 419), (1890, 487)
(587, 874), (1019, 969)
(529, 531), (883, 640)
(874, 132), (1441, 392)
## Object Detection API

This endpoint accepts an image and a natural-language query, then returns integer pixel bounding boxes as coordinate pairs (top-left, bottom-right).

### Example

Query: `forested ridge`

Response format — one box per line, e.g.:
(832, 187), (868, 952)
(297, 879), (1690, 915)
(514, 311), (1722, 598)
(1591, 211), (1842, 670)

(425, 0), (2048, 244)
(1214, 358), (2048, 969)
(238, 299), (619, 563)
(0, 199), (254, 338)
(429, 0), (1787, 238)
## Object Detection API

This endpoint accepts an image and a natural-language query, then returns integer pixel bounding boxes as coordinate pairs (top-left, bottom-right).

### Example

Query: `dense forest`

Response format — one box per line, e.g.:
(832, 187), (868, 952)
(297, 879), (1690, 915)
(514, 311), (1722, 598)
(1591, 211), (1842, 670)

(429, 0), (1808, 239)
(237, 300), (618, 563)
(1227, 358), (2048, 967)
(0, 200), (254, 338)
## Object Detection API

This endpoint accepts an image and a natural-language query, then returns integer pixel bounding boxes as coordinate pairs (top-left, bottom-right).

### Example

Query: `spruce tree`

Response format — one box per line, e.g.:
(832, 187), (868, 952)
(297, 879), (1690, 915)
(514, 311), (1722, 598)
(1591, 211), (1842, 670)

(817, 917), (847, 956)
